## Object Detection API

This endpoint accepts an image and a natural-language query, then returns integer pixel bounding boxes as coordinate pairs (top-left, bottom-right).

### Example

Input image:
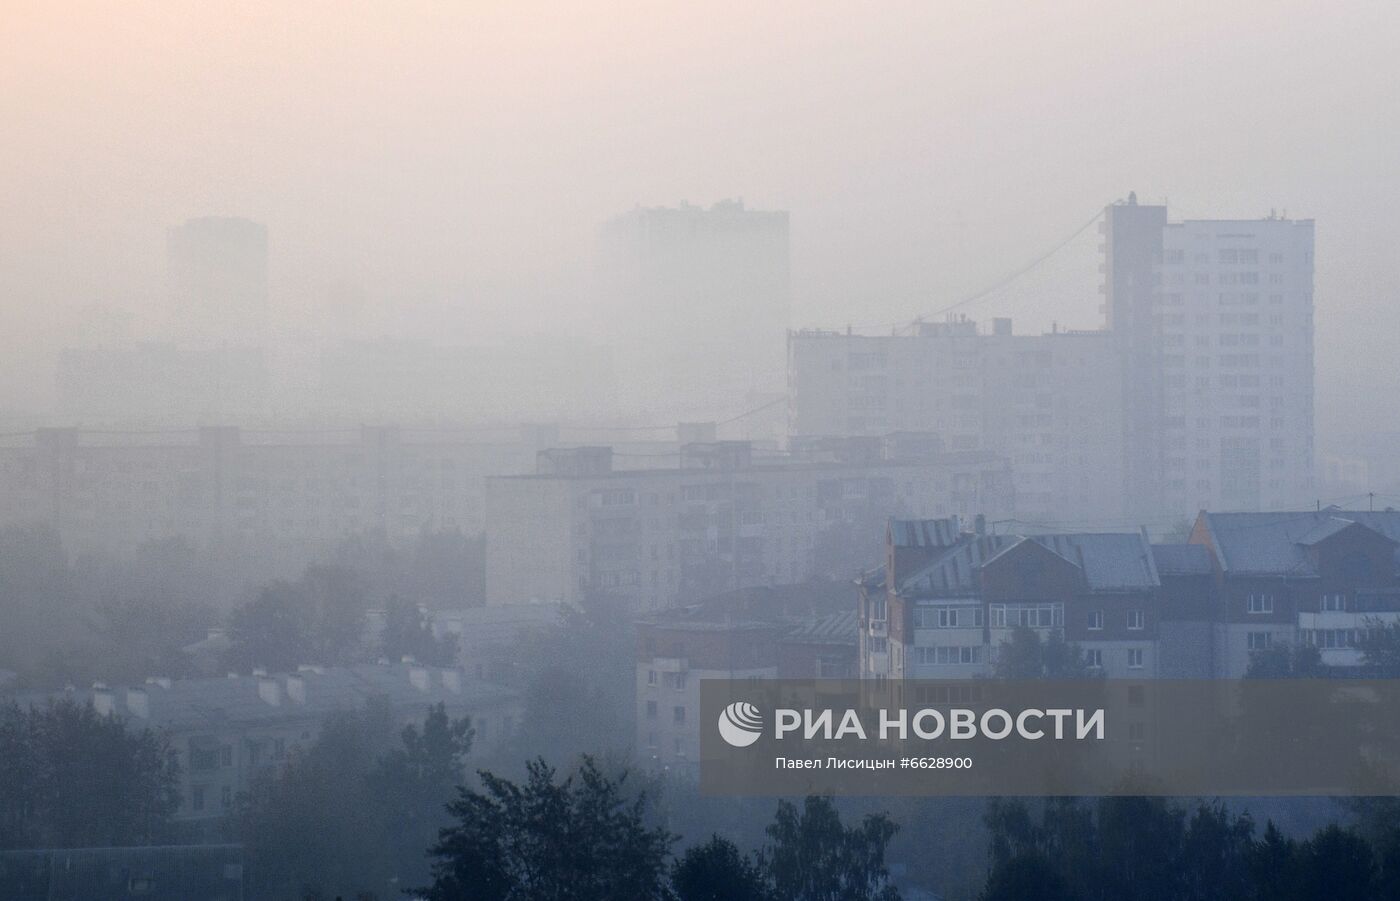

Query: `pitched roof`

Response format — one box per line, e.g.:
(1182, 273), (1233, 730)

(1200, 510), (1400, 577)
(783, 610), (859, 645)
(889, 516), (962, 549)
(1151, 543), (1213, 576)
(898, 534), (1019, 597)
(1032, 532), (1160, 592)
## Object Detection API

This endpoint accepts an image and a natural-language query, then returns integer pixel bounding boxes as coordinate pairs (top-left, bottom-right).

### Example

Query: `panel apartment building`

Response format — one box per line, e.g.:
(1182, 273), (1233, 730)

(484, 440), (1014, 611)
(789, 318), (1122, 525)
(790, 196), (1315, 527)
(858, 508), (1400, 682)
(0, 425), (550, 591)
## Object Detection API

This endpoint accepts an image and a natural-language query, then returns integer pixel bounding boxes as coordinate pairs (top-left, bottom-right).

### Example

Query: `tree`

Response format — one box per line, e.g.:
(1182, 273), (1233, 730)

(760, 796), (901, 901)
(672, 834), (771, 901)
(993, 627), (1094, 680)
(1297, 824), (1373, 901)
(1179, 803), (1254, 901)
(225, 564), (371, 671)
(423, 756), (674, 901)
(1358, 617), (1400, 676)
(240, 701), (473, 900)
(980, 851), (1078, 901)
(0, 699), (180, 849)
(1245, 643), (1327, 679)
(380, 594), (458, 667)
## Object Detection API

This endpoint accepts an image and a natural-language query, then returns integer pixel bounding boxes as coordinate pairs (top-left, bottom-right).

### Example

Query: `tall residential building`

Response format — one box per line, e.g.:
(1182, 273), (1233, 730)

(787, 319), (1124, 527)
(484, 440), (1014, 611)
(1105, 198), (1316, 516)
(167, 216), (270, 348)
(789, 195), (1316, 527)
(597, 199), (790, 413)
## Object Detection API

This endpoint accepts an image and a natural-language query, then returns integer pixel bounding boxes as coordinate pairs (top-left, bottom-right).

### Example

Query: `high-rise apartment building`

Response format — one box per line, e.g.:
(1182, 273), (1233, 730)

(789, 195), (1316, 527)
(788, 319), (1124, 526)
(597, 199), (790, 413)
(1105, 199), (1315, 516)
(167, 216), (270, 348)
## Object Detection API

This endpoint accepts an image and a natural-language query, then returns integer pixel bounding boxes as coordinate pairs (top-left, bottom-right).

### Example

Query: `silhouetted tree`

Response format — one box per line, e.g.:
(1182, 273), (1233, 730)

(1245, 643), (1327, 679)
(380, 594), (457, 667)
(423, 756), (674, 901)
(980, 850), (1078, 901)
(672, 834), (771, 901)
(760, 796), (901, 901)
(0, 699), (179, 848)
(994, 627), (1094, 679)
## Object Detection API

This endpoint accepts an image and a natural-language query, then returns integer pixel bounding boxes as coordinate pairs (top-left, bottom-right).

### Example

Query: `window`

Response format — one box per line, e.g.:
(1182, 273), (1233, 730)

(1247, 593), (1274, 614)
(663, 671), (687, 690)
(647, 670), (657, 686)
(1128, 722), (1146, 741)
(990, 603), (1063, 628)
(1247, 632), (1272, 651)
(646, 701), (657, 719)
(191, 786), (205, 812)
(915, 646), (984, 665)
(673, 706), (686, 725)
(1127, 610), (1145, 630)
(1127, 648), (1144, 669)
(1087, 610), (1103, 630)
(221, 786), (232, 809)
(1085, 649), (1103, 668)
(1321, 593), (1346, 612)
(220, 745), (233, 768)
(915, 606), (983, 629)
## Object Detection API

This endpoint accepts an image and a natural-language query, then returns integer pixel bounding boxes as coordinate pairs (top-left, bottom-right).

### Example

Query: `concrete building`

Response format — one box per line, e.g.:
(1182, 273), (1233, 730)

(634, 581), (855, 768)
(1187, 509), (1400, 676)
(0, 425), (551, 594)
(1106, 198), (1316, 518)
(485, 440), (1014, 611)
(597, 199), (790, 413)
(167, 216), (270, 349)
(788, 319), (1123, 525)
(860, 518), (1162, 681)
(10, 662), (521, 836)
(790, 196), (1316, 528)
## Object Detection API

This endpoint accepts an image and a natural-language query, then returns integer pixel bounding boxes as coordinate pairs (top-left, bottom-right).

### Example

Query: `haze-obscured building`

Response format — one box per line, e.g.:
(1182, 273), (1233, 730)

(597, 199), (790, 414)
(485, 440), (1014, 611)
(167, 216), (270, 349)
(789, 319), (1122, 526)
(790, 196), (1316, 528)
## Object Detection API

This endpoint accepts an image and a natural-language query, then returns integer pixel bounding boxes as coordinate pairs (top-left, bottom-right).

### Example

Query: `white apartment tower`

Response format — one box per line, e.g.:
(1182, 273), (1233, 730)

(1105, 197), (1315, 517)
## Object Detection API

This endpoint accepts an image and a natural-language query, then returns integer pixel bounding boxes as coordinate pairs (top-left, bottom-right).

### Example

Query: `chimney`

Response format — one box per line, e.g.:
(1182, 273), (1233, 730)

(257, 676), (282, 706)
(285, 675), (306, 705)
(441, 669), (462, 693)
(126, 687), (149, 719)
(409, 666), (431, 692)
(91, 682), (114, 717)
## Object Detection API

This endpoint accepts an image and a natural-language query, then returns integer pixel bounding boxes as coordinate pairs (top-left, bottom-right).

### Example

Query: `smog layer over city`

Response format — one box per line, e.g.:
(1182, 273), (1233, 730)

(3, 3), (1400, 900)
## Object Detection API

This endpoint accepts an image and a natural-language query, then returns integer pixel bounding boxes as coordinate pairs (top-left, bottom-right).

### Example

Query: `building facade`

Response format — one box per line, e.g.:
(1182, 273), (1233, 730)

(788, 320), (1124, 526)
(485, 441), (1014, 611)
(11, 662), (521, 836)
(790, 197), (1316, 527)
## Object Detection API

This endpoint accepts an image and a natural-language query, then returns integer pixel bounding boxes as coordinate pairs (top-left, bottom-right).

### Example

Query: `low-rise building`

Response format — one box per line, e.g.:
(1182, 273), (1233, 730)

(10, 662), (521, 838)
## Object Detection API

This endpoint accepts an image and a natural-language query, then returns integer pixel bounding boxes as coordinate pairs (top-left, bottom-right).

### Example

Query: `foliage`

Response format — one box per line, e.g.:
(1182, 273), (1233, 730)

(239, 701), (472, 900)
(1245, 642), (1327, 679)
(982, 797), (1400, 901)
(423, 755), (674, 901)
(760, 796), (902, 901)
(993, 626), (1096, 679)
(672, 834), (772, 901)
(0, 699), (180, 849)
(380, 594), (458, 667)
(225, 565), (370, 671)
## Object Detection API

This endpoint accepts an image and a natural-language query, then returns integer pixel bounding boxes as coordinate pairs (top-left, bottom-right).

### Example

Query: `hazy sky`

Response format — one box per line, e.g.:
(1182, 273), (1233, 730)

(3, 0), (1398, 431)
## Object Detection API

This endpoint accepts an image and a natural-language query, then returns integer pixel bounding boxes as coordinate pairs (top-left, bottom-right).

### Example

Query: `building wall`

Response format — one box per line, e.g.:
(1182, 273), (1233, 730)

(1154, 218), (1315, 514)
(787, 323), (1124, 526)
(486, 453), (1014, 610)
